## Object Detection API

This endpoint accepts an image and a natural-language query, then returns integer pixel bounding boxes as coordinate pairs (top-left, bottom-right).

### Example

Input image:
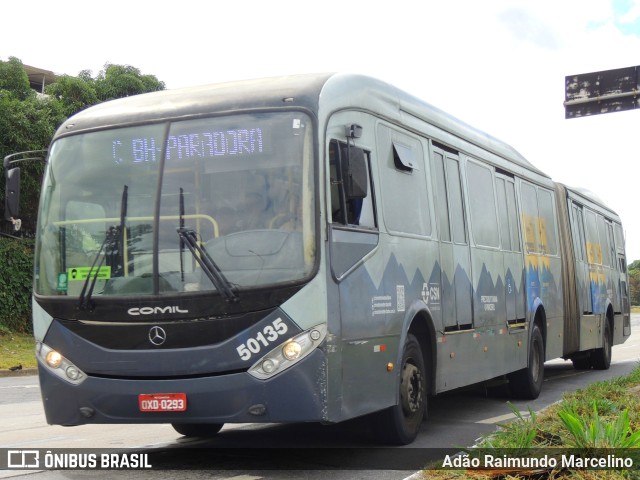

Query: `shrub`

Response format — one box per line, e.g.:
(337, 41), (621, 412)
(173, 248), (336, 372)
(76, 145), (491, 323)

(0, 236), (34, 333)
(558, 400), (640, 450)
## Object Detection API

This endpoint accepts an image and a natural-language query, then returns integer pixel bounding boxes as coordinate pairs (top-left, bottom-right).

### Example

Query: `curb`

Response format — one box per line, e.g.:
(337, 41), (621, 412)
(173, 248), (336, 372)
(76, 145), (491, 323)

(0, 368), (37, 378)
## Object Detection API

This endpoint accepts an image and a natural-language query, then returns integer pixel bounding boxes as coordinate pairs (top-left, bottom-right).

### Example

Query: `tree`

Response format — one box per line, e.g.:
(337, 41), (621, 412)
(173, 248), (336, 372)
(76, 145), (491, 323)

(1, 56), (166, 333)
(1, 57), (66, 235)
(1, 58), (166, 237)
(94, 63), (165, 101)
(46, 74), (99, 117)
(45, 63), (165, 117)
(0, 93), (62, 234)
(629, 260), (640, 306)
(0, 56), (33, 101)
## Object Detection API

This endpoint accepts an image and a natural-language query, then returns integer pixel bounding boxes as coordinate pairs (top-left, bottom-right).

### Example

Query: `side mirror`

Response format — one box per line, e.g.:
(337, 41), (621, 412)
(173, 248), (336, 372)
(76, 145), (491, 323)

(341, 146), (368, 199)
(4, 167), (20, 220)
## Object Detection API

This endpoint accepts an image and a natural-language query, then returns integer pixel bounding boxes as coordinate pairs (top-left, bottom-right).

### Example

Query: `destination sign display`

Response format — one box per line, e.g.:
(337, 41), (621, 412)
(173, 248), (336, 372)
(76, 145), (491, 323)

(111, 127), (265, 165)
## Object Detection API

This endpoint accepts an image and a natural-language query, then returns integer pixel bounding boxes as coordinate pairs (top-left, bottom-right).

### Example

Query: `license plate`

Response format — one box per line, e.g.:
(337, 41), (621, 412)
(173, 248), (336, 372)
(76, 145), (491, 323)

(139, 393), (187, 412)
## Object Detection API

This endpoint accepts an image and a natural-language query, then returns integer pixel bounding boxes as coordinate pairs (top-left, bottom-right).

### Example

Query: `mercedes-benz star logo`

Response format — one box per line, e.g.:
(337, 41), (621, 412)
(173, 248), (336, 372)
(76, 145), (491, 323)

(148, 326), (167, 346)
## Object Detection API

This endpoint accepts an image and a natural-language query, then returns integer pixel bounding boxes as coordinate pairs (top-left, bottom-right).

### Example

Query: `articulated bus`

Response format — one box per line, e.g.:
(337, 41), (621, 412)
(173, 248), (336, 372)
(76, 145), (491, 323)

(3, 73), (631, 444)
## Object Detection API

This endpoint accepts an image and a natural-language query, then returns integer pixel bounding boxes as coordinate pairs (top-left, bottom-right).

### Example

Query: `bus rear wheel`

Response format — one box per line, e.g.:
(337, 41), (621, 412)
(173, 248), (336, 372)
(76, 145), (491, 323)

(508, 324), (544, 400)
(171, 423), (224, 437)
(373, 333), (427, 445)
(591, 320), (612, 370)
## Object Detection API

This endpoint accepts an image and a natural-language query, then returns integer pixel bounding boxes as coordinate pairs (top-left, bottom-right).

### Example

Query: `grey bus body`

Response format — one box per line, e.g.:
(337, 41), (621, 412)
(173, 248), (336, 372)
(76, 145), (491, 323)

(14, 73), (629, 444)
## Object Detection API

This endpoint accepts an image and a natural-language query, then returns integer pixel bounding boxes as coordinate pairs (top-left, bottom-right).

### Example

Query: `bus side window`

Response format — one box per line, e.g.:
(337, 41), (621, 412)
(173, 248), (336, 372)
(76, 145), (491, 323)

(329, 140), (376, 228)
(596, 215), (612, 267)
(467, 160), (500, 248)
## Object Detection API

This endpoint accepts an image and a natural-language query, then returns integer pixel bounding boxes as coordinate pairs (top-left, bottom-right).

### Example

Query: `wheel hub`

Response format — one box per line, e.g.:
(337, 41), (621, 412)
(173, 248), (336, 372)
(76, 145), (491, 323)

(400, 362), (422, 415)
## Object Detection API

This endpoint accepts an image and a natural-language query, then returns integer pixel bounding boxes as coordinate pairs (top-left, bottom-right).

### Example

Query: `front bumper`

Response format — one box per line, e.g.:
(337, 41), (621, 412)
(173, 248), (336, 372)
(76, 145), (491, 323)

(38, 348), (327, 426)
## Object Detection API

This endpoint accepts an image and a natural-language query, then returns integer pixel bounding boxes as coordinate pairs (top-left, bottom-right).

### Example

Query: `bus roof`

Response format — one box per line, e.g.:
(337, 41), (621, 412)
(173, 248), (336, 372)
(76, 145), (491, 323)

(561, 183), (620, 220)
(55, 72), (547, 178)
(54, 73), (334, 136)
(320, 74), (548, 178)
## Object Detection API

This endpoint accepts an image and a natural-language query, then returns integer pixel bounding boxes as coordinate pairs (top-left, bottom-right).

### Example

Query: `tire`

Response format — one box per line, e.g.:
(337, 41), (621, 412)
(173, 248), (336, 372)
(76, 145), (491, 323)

(508, 324), (544, 400)
(372, 333), (427, 445)
(171, 423), (224, 437)
(591, 319), (612, 370)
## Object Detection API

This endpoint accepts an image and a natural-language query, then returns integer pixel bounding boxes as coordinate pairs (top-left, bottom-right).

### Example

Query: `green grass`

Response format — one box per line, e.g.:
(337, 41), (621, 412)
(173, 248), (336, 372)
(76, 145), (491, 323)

(423, 364), (640, 479)
(0, 332), (36, 370)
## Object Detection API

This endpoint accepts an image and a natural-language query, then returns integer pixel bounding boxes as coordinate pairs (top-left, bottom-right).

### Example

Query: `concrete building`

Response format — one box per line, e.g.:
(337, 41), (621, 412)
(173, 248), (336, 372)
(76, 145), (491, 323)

(22, 64), (57, 94)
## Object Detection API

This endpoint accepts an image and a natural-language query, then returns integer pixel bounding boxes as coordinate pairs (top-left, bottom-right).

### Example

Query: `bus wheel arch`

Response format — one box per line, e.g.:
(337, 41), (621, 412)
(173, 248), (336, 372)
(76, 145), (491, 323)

(408, 311), (436, 397)
(372, 311), (434, 445)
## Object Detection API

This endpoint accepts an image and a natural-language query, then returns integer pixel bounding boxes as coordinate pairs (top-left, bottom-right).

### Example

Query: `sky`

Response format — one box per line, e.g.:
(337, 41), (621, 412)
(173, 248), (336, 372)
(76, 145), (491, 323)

(2, 0), (640, 260)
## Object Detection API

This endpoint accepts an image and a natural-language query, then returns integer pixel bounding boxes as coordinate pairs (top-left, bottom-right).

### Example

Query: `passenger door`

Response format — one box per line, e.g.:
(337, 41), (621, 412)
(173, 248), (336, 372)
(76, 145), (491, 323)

(432, 147), (473, 329)
(495, 174), (526, 324)
(613, 223), (630, 317)
(571, 204), (592, 313)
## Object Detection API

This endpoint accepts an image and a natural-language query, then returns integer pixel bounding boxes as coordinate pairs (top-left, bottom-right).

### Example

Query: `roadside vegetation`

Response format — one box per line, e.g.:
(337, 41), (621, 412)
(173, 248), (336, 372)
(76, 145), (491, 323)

(0, 330), (36, 370)
(421, 364), (640, 480)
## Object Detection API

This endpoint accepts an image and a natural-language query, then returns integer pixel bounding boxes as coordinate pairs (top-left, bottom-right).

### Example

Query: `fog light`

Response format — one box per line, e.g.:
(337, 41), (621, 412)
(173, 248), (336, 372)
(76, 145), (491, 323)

(46, 350), (63, 369)
(261, 358), (279, 374)
(66, 366), (82, 381)
(282, 341), (302, 360)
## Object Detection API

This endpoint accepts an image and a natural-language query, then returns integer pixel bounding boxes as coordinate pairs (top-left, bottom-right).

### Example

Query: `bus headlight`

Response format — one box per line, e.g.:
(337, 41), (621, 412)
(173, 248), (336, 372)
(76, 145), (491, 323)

(248, 324), (326, 380)
(282, 341), (302, 360)
(45, 350), (63, 369)
(37, 343), (86, 385)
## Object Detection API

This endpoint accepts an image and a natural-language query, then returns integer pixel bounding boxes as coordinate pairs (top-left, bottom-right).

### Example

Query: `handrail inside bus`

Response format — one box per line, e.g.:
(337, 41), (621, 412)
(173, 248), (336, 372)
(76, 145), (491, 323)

(52, 214), (220, 238)
(54, 214), (219, 278)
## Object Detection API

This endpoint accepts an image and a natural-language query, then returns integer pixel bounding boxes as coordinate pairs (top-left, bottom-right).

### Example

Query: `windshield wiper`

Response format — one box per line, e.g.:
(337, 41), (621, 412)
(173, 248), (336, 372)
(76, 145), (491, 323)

(77, 226), (119, 311)
(177, 227), (239, 303)
(179, 187), (186, 282)
(112, 184), (128, 277)
(77, 185), (128, 311)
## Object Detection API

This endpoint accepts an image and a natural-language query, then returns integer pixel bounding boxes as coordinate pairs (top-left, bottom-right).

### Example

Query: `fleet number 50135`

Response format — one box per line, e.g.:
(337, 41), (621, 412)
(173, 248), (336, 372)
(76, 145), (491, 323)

(237, 318), (289, 361)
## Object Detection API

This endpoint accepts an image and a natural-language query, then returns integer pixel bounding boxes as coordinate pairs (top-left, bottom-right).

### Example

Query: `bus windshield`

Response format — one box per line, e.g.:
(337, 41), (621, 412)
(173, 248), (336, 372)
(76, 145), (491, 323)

(34, 111), (316, 299)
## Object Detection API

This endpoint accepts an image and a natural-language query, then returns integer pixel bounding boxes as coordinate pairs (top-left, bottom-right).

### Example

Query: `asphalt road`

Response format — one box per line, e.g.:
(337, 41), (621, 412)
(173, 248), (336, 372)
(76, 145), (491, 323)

(1, 314), (639, 479)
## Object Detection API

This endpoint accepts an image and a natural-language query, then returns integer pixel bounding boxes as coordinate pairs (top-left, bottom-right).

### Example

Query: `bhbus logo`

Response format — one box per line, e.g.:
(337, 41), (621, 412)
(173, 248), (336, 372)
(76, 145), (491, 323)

(127, 306), (189, 316)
